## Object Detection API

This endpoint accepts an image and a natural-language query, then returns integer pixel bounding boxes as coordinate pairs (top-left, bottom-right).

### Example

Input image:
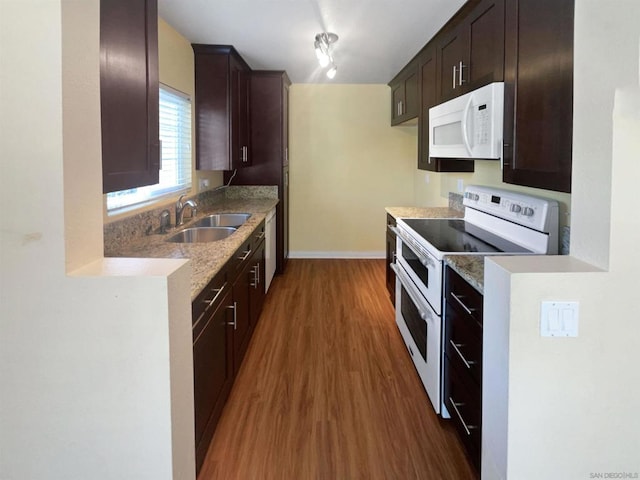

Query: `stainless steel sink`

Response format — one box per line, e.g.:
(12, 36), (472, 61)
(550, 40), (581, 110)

(192, 213), (251, 228)
(166, 227), (237, 243)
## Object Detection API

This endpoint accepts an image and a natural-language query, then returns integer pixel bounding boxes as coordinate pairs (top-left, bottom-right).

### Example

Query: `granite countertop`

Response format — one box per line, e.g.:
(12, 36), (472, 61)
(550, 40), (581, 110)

(444, 255), (486, 294)
(107, 197), (279, 301)
(385, 206), (463, 219)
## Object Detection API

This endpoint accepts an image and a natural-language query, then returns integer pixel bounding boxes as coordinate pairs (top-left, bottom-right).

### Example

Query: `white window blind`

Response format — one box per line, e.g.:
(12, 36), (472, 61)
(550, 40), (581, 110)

(106, 84), (192, 212)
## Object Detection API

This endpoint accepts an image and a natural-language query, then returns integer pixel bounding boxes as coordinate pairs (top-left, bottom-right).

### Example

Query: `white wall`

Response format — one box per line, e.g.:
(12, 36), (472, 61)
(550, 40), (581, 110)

(0, 2), (195, 479)
(482, 2), (640, 478)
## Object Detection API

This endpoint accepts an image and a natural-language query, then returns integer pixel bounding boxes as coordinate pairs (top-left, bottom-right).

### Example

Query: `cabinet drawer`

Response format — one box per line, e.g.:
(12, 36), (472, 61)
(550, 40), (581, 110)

(444, 357), (481, 471)
(445, 267), (483, 326)
(445, 303), (482, 386)
(192, 267), (227, 335)
(253, 219), (266, 244)
(386, 213), (397, 229)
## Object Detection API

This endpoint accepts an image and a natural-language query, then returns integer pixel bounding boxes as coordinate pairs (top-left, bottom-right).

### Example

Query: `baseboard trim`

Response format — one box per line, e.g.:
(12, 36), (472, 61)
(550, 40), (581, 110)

(289, 251), (386, 259)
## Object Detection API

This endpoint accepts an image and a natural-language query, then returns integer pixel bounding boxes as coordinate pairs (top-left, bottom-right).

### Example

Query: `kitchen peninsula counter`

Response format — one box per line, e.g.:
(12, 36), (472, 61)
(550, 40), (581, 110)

(106, 196), (278, 300)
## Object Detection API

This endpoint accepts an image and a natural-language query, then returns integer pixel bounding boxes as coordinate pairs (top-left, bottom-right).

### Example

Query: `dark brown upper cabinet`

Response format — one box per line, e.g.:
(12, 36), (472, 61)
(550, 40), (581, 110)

(192, 45), (252, 171)
(436, 0), (505, 103)
(389, 58), (419, 125)
(417, 44), (474, 172)
(100, 0), (160, 193)
(502, 0), (573, 193)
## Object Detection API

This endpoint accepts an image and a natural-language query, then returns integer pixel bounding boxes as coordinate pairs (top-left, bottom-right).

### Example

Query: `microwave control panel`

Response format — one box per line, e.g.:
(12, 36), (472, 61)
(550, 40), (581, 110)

(474, 104), (490, 146)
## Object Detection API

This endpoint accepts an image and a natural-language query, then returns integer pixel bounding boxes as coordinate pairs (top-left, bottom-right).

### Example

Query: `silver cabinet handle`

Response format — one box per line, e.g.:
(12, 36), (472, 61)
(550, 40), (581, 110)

(451, 292), (475, 315)
(453, 65), (457, 89)
(449, 340), (476, 369)
(459, 61), (465, 85)
(250, 265), (258, 288)
(238, 249), (252, 261)
(226, 302), (237, 330)
(195, 286), (225, 325)
(399, 100), (404, 115)
(255, 231), (265, 241)
(202, 287), (223, 309)
(449, 397), (477, 436)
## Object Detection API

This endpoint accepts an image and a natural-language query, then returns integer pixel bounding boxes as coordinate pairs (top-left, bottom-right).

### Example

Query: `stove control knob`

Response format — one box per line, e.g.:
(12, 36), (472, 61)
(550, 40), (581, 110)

(523, 207), (535, 217)
(510, 204), (522, 213)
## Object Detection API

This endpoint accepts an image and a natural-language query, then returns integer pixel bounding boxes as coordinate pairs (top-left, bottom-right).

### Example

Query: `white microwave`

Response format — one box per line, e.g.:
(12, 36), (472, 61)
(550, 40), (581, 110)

(428, 82), (504, 160)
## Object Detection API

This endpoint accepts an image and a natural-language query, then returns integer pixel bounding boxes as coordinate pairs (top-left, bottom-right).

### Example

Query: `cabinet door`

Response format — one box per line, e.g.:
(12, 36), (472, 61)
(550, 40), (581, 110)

(193, 46), (231, 171)
(100, 0), (159, 193)
(467, 0), (505, 88)
(238, 66), (252, 167)
(232, 259), (252, 374)
(193, 289), (233, 472)
(249, 240), (266, 327)
(283, 80), (290, 167)
(230, 56), (251, 169)
(437, 28), (466, 102)
(390, 60), (419, 125)
(503, 0), (573, 193)
(385, 215), (397, 305)
(436, 0), (504, 102)
(418, 46), (437, 171)
(404, 69), (419, 119)
(390, 81), (405, 123)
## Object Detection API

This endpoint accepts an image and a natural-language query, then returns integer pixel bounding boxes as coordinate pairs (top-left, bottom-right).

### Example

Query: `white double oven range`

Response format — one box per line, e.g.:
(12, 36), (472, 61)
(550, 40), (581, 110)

(391, 185), (559, 417)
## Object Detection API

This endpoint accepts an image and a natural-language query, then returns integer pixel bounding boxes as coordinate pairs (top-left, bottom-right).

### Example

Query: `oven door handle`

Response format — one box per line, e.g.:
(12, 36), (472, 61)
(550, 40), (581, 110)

(391, 263), (433, 323)
(392, 226), (435, 268)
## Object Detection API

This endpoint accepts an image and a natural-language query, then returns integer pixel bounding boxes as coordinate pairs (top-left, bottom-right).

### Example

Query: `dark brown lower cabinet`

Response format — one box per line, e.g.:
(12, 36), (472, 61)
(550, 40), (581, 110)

(231, 249), (252, 375)
(444, 266), (483, 475)
(192, 220), (268, 475)
(385, 214), (397, 305)
(249, 239), (266, 327)
(193, 276), (233, 473)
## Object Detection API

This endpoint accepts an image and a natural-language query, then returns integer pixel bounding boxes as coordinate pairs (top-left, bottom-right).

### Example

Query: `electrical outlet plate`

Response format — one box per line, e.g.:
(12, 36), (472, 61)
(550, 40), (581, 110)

(457, 179), (464, 192)
(540, 301), (579, 337)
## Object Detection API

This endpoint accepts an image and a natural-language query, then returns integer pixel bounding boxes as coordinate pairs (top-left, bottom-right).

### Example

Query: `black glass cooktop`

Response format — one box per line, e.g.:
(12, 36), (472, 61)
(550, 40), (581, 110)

(402, 218), (534, 254)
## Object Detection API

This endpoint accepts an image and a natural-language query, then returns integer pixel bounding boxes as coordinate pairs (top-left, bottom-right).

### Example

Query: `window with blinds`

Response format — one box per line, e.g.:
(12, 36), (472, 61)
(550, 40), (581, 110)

(106, 84), (192, 213)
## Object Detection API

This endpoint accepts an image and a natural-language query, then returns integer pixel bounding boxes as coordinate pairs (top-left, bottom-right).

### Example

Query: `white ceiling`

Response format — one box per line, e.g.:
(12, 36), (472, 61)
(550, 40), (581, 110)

(158, 0), (467, 84)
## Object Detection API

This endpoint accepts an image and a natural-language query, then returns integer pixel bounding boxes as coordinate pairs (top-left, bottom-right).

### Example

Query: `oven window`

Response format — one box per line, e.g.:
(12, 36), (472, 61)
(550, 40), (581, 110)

(401, 243), (429, 287)
(400, 287), (427, 361)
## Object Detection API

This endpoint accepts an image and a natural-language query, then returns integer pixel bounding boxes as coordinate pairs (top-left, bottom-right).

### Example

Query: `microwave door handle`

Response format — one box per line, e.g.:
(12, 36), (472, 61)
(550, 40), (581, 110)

(461, 94), (474, 156)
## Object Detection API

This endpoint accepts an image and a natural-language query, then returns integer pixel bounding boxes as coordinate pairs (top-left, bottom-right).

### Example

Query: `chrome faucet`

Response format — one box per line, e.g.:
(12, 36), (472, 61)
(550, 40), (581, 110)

(175, 194), (198, 226)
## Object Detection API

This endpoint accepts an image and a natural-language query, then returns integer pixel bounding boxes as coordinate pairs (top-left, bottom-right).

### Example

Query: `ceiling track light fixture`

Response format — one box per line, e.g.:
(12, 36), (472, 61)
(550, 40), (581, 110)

(314, 32), (338, 79)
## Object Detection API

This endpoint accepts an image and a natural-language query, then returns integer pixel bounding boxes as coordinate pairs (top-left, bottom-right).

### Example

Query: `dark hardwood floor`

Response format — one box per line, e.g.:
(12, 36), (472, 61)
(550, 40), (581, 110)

(198, 259), (476, 480)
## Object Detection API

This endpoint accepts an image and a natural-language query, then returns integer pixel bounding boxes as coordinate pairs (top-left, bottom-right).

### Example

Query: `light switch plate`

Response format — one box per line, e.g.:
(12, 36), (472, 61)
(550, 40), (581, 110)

(540, 301), (579, 337)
